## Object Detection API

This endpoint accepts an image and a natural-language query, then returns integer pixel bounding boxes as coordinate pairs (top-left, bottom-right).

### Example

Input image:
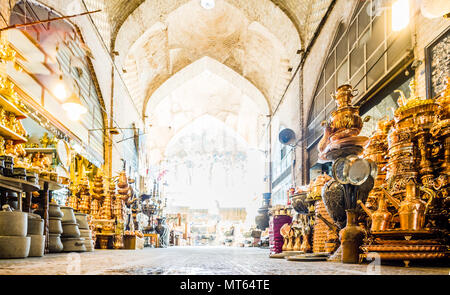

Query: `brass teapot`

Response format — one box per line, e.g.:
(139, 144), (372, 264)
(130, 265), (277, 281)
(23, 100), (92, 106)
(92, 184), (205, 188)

(382, 180), (435, 231)
(357, 195), (392, 231)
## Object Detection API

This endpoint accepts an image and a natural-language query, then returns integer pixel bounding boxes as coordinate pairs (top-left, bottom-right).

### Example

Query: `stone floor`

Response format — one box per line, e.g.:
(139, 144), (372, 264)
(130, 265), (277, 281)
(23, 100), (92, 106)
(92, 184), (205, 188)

(0, 246), (449, 275)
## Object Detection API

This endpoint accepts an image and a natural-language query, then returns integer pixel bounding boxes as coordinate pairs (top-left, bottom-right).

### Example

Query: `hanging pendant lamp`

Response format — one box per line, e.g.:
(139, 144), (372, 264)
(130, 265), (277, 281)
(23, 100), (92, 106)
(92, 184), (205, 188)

(62, 92), (87, 121)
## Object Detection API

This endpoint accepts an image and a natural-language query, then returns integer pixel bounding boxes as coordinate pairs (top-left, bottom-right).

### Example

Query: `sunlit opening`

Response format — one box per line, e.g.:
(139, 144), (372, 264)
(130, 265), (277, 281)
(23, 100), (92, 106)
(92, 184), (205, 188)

(392, 0), (410, 31)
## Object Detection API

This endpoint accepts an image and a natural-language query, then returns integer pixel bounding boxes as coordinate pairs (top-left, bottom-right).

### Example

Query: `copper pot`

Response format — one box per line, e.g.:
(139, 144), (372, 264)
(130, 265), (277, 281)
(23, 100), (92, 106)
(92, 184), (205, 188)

(388, 128), (414, 147)
(388, 142), (415, 159)
(328, 106), (365, 141)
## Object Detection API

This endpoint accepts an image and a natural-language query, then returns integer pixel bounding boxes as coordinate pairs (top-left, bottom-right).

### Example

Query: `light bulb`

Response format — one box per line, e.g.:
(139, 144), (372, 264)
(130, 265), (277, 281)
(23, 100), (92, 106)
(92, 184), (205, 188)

(54, 82), (68, 101)
(392, 0), (410, 31)
(63, 102), (87, 121)
(201, 0), (215, 9)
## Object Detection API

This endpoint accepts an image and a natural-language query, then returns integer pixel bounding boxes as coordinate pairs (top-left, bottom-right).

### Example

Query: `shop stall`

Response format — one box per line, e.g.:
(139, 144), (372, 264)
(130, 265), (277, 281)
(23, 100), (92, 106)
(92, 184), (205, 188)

(272, 78), (450, 266)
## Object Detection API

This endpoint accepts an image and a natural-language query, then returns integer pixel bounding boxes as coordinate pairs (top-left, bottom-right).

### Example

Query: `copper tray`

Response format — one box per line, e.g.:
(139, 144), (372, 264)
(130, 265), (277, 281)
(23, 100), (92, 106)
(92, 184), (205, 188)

(319, 145), (364, 162)
(365, 251), (448, 260)
(374, 238), (441, 245)
(329, 135), (369, 148)
(362, 245), (447, 252)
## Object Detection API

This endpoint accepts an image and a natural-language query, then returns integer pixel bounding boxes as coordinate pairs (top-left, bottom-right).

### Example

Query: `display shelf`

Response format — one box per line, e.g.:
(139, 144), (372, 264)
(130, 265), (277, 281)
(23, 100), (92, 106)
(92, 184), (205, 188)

(0, 174), (40, 192)
(0, 123), (27, 143)
(39, 179), (65, 191)
(0, 94), (27, 119)
(25, 147), (56, 154)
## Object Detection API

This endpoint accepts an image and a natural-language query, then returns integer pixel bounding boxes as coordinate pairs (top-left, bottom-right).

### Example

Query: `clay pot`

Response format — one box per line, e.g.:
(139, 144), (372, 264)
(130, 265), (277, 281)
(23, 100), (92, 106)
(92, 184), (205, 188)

(79, 229), (92, 238)
(62, 223), (80, 238)
(48, 234), (63, 253)
(75, 213), (89, 230)
(49, 218), (63, 234)
(28, 234), (45, 257)
(340, 210), (364, 264)
(60, 206), (76, 224)
(62, 237), (86, 252)
(49, 203), (64, 218)
(0, 236), (30, 258)
(0, 211), (28, 236)
(83, 238), (95, 252)
(27, 214), (44, 235)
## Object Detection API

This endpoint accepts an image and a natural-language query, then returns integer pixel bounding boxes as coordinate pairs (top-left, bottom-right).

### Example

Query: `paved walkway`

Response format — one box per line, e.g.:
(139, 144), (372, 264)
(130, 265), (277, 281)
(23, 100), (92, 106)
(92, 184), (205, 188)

(0, 246), (448, 275)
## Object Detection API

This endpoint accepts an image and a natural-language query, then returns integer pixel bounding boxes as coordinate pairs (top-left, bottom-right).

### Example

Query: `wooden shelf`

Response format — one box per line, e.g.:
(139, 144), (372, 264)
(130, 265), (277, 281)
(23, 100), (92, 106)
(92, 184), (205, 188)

(25, 147), (56, 154)
(0, 123), (27, 143)
(0, 175), (40, 192)
(0, 94), (27, 119)
(39, 179), (65, 191)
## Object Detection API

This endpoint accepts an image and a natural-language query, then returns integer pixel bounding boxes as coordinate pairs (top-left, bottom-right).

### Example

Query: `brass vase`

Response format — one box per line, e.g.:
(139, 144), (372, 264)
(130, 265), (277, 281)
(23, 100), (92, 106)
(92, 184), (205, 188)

(300, 233), (311, 253)
(340, 209), (364, 264)
(97, 235), (109, 249)
(113, 235), (124, 249)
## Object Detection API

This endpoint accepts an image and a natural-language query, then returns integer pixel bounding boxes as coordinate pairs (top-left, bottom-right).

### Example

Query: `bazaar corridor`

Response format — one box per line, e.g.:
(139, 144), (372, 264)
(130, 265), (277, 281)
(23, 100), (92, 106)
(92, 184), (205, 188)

(0, 247), (448, 275)
(0, 0), (449, 279)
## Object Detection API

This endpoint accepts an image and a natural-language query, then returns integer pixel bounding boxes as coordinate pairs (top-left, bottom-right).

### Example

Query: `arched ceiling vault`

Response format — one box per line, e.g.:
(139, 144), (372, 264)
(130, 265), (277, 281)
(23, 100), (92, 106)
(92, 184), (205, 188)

(119, 0), (297, 118)
(145, 56), (270, 117)
(144, 58), (269, 164)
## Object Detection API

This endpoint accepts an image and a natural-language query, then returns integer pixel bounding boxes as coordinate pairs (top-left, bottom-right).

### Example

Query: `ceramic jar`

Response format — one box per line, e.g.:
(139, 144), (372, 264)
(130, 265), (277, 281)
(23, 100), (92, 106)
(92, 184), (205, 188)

(61, 206), (76, 224)
(49, 203), (64, 218)
(340, 210), (364, 264)
(49, 218), (63, 234)
(27, 214), (45, 257)
(0, 236), (30, 258)
(28, 234), (45, 257)
(27, 213), (44, 235)
(75, 213), (89, 230)
(62, 237), (86, 252)
(0, 211), (28, 236)
(48, 233), (63, 253)
(62, 223), (81, 238)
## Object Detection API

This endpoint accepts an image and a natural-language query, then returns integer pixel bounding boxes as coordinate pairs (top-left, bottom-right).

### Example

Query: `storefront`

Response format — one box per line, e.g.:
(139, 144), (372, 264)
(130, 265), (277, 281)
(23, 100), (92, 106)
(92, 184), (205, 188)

(306, 1), (413, 181)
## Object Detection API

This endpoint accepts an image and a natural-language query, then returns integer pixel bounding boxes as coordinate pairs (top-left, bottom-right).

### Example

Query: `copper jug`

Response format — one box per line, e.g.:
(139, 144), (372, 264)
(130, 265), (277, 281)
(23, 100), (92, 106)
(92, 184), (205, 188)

(357, 196), (392, 231)
(300, 233), (311, 253)
(117, 171), (128, 189)
(340, 209), (364, 264)
(286, 229), (294, 251)
(382, 180), (434, 231)
(293, 228), (301, 251)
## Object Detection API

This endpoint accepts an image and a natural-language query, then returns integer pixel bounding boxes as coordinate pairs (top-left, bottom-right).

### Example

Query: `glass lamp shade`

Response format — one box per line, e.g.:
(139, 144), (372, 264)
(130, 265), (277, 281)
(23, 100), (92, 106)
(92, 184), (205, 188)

(201, 0), (215, 9)
(62, 93), (87, 121)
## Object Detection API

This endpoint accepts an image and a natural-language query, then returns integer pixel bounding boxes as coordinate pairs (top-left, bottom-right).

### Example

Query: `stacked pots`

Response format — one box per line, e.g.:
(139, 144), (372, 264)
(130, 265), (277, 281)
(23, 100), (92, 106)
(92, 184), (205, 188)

(0, 209), (30, 258)
(75, 213), (94, 252)
(61, 206), (86, 252)
(27, 213), (45, 257)
(48, 203), (64, 253)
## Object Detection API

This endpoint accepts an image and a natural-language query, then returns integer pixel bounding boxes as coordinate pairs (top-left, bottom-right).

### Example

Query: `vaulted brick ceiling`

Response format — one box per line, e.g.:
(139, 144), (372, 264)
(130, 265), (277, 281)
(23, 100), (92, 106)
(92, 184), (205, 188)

(110, 0), (333, 117)
(106, 0), (332, 47)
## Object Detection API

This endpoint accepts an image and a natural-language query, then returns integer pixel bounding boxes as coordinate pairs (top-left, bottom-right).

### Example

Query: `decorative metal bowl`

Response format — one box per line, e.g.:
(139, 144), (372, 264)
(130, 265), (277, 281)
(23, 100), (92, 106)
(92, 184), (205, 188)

(291, 193), (312, 215)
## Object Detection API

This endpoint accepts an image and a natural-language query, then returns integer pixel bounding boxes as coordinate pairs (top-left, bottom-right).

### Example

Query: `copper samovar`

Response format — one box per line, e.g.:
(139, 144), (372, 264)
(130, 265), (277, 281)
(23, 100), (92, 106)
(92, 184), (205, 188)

(318, 85), (368, 154)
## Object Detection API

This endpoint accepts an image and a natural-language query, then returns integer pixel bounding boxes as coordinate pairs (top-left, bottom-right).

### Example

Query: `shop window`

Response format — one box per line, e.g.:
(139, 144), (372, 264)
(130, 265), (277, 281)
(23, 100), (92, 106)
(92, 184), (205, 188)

(307, 0), (412, 170)
(425, 27), (450, 99)
(360, 73), (413, 137)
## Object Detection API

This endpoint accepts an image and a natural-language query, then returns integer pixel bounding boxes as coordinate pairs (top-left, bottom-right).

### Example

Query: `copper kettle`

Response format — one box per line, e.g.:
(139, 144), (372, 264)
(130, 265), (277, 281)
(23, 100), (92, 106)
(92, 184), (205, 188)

(357, 196), (392, 231)
(382, 180), (435, 231)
